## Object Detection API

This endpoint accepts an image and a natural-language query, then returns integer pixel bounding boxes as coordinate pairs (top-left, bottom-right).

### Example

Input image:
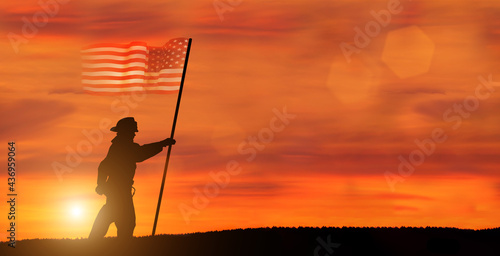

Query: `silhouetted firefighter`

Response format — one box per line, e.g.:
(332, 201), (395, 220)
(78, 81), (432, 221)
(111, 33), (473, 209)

(89, 117), (175, 239)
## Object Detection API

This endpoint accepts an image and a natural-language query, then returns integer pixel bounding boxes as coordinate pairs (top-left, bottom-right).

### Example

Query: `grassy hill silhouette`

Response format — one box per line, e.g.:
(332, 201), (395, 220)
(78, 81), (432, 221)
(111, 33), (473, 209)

(2, 227), (500, 256)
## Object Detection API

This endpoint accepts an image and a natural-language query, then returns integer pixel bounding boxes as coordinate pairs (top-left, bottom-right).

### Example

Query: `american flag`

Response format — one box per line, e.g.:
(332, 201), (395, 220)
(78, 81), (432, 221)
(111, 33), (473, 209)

(81, 38), (190, 95)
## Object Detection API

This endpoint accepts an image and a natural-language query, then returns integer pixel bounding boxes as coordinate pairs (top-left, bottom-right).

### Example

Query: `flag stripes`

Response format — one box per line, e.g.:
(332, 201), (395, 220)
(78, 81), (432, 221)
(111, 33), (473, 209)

(81, 38), (188, 95)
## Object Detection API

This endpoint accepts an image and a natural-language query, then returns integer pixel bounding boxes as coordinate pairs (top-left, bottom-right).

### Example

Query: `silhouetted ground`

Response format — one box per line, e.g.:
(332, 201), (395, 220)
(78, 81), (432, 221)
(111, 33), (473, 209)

(1, 227), (500, 256)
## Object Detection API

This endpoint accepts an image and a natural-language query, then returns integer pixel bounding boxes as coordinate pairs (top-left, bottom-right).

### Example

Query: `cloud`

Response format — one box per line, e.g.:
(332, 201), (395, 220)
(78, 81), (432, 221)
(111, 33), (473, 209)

(371, 193), (433, 201)
(384, 87), (446, 95)
(181, 180), (287, 198)
(413, 98), (458, 119)
(48, 88), (85, 94)
(0, 98), (76, 140)
(0, 2), (84, 38)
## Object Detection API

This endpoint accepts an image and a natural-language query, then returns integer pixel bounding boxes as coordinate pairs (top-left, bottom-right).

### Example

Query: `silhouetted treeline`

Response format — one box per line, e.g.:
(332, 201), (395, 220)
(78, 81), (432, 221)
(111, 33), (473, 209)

(2, 226), (499, 256)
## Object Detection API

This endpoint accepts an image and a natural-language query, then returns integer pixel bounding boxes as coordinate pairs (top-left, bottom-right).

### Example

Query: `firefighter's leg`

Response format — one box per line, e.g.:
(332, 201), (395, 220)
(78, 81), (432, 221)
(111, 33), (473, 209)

(89, 204), (113, 239)
(116, 196), (136, 238)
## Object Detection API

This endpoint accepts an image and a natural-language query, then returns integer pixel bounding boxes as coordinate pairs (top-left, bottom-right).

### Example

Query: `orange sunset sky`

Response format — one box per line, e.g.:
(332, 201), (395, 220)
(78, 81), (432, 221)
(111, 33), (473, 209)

(2, 0), (500, 240)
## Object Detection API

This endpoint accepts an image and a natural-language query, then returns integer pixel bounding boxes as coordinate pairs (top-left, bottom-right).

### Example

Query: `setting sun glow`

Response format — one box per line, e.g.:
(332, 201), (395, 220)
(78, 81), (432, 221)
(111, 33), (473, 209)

(70, 206), (83, 219)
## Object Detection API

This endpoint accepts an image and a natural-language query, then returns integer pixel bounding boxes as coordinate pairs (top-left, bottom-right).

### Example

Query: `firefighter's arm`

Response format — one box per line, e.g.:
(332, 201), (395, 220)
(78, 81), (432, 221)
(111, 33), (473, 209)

(135, 138), (176, 162)
(95, 159), (109, 195)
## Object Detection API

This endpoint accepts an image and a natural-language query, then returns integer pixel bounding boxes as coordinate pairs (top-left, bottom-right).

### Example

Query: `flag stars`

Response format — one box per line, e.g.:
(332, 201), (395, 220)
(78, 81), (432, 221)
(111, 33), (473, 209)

(146, 38), (189, 70)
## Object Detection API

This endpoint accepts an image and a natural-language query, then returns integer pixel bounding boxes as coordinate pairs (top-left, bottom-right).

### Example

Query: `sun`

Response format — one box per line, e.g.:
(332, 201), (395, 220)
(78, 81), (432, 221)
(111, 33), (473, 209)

(70, 206), (83, 218)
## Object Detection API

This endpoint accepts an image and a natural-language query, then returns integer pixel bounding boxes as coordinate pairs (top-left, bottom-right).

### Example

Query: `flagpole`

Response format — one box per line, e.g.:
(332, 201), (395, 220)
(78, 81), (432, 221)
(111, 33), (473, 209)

(152, 38), (192, 236)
